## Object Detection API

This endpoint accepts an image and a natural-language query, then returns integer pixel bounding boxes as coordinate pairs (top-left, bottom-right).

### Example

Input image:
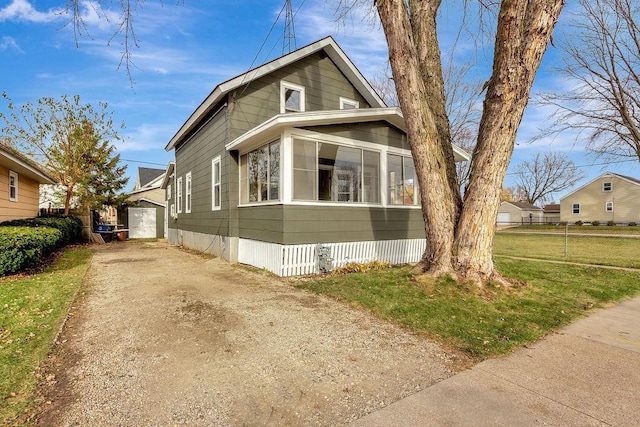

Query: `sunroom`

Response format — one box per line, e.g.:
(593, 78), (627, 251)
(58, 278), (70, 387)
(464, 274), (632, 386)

(226, 107), (470, 276)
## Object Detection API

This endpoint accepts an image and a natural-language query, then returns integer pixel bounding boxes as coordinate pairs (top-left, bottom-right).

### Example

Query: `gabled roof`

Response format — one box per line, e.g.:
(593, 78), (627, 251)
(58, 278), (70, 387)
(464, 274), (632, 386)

(560, 172), (640, 200)
(165, 36), (386, 152)
(0, 143), (57, 184)
(160, 162), (175, 190)
(137, 167), (166, 189)
(501, 201), (543, 211)
(543, 203), (560, 213)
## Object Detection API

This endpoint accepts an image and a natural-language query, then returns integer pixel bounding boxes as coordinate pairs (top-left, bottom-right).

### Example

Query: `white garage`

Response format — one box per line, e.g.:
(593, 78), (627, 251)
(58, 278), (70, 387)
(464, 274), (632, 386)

(128, 207), (157, 239)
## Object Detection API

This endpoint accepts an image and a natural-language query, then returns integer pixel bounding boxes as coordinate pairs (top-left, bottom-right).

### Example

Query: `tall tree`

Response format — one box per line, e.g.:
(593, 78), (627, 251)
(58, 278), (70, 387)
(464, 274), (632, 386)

(512, 152), (584, 205)
(537, 0), (640, 161)
(0, 94), (128, 214)
(373, 0), (565, 284)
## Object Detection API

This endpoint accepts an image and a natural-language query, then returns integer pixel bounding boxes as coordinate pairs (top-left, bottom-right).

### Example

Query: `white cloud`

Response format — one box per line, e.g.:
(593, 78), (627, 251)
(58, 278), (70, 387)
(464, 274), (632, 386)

(0, 0), (63, 23)
(118, 123), (180, 153)
(0, 35), (23, 52)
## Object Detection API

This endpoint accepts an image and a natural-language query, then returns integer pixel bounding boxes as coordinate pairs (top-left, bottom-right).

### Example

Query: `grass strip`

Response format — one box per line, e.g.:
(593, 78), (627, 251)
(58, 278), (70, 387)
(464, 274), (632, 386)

(0, 247), (93, 425)
(295, 258), (640, 360)
(494, 233), (640, 268)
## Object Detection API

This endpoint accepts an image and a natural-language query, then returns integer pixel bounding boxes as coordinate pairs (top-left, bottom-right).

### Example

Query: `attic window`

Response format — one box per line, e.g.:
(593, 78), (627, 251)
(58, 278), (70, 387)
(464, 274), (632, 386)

(602, 182), (612, 192)
(281, 81), (305, 113)
(340, 97), (359, 109)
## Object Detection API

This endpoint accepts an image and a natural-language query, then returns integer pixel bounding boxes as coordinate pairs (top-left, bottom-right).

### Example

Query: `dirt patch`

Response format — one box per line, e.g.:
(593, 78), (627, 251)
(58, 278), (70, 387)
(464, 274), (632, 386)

(36, 241), (458, 426)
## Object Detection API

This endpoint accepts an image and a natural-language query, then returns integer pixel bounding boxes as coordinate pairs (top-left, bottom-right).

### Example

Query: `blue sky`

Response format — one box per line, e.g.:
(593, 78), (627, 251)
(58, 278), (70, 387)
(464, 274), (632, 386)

(1, 0), (638, 200)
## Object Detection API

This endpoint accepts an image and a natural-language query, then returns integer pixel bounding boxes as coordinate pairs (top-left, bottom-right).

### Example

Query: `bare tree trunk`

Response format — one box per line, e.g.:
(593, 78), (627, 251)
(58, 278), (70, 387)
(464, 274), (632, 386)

(454, 0), (565, 284)
(376, 0), (461, 276)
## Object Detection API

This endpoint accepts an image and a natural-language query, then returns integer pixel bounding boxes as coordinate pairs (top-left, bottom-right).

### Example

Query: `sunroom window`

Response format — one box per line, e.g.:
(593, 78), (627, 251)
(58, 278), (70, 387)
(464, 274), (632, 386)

(388, 154), (419, 205)
(240, 140), (280, 203)
(292, 139), (380, 203)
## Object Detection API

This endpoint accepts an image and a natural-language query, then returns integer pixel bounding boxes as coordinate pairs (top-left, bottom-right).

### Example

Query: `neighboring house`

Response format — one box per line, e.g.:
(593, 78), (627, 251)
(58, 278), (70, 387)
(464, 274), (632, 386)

(542, 203), (561, 224)
(121, 167), (167, 238)
(497, 201), (543, 225)
(162, 37), (470, 276)
(560, 172), (640, 224)
(0, 143), (57, 222)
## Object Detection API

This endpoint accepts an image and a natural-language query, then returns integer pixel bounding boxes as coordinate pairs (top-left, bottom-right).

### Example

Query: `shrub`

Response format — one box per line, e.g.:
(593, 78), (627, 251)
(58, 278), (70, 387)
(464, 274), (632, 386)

(0, 216), (82, 277)
(0, 226), (62, 276)
(629, 222), (637, 227)
(575, 221), (583, 226)
(591, 220), (600, 226)
(607, 220), (616, 226)
(0, 216), (82, 245)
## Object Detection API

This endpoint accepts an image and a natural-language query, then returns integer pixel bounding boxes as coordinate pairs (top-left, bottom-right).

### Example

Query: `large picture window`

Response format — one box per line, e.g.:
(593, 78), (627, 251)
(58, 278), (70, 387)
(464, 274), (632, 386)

(292, 139), (380, 203)
(240, 141), (280, 203)
(388, 154), (418, 205)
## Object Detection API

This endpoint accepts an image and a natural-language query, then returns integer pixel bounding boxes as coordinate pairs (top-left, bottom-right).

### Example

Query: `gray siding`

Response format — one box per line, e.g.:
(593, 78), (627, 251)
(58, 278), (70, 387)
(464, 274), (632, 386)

(228, 52), (371, 139)
(302, 122), (409, 150)
(173, 106), (233, 236)
(239, 205), (424, 245)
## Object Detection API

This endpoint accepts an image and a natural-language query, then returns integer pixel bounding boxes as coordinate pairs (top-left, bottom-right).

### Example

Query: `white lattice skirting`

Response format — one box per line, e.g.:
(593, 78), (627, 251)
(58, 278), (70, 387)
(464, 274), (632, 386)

(238, 238), (427, 277)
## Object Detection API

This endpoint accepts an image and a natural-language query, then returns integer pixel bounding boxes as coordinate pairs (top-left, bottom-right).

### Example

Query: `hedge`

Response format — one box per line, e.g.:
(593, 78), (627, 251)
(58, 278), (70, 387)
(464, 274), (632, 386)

(0, 216), (83, 277)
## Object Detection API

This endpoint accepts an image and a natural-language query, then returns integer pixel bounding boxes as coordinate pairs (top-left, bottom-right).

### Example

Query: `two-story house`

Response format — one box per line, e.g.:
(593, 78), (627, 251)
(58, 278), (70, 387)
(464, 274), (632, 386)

(163, 37), (469, 276)
(560, 172), (640, 224)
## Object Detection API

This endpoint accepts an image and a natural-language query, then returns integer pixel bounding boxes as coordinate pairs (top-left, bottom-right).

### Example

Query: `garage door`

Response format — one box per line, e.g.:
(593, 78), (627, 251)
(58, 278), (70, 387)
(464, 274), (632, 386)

(496, 213), (510, 225)
(128, 207), (157, 238)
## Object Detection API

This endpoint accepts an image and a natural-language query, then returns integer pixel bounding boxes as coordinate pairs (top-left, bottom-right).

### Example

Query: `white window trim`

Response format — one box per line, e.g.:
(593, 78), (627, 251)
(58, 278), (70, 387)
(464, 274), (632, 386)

(212, 156), (221, 211)
(280, 81), (305, 113)
(605, 201), (613, 212)
(185, 172), (192, 213)
(177, 176), (183, 213)
(8, 170), (18, 202)
(572, 203), (580, 214)
(602, 182), (612, 192)
(339, 97), (359, 109)
(167, 183), (172, 200)
(238, 129), (420, 209)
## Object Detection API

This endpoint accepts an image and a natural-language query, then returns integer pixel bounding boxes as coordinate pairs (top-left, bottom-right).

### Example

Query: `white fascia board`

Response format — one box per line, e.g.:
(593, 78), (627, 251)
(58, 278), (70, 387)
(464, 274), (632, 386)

(160, 162), (175, 189)
(225, 108), (405, 153)
(0, 149), (57, 184)
(226, 107), (471, 163)
(137, 197), (166, 207)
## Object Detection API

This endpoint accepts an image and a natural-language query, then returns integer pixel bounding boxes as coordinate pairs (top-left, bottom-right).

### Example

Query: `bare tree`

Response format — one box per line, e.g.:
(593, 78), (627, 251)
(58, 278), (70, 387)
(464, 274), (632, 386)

(512, 152), (584, 206)
(369, 59), (481, 194)
(372, 0), (564, 285)
(537, 0), (640, 161)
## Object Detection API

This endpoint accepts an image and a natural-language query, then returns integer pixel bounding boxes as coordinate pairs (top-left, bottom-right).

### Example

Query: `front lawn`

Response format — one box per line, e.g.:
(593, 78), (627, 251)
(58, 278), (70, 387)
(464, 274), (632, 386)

(0, 247), (93, 425)
(296, 257), (640, 360)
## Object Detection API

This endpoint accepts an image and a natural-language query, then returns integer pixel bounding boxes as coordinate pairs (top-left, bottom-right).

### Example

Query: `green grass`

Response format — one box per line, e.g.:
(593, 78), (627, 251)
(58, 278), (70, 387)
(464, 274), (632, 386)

(501, 224), (640, 235)
(0, 247), (93, 425)
(296, 258), (640, 360)
(494, 233), (640, 268)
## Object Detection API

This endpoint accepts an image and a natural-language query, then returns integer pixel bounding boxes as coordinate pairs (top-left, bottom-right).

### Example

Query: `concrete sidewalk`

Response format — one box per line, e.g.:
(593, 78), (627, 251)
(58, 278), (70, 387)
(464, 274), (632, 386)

(353, 297), (640, 426)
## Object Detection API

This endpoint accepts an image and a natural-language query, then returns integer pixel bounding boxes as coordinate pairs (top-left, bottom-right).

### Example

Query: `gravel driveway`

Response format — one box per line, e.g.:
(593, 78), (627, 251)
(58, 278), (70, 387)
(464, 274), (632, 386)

(39, 241), (457, 426)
